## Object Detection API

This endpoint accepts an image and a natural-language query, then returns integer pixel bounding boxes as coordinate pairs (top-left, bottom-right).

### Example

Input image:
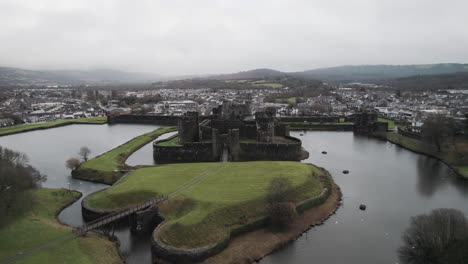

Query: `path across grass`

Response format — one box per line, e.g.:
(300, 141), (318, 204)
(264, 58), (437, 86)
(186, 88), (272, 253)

(74, 126), (176, 184)
(84, 161), (326, 248)
(0, 188), (121, 264)
(0, 117), (107, 137)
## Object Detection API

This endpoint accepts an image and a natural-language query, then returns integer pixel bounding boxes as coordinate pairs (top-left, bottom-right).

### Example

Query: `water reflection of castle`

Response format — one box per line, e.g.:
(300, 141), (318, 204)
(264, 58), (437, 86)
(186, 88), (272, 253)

(153, 101), (308, 163)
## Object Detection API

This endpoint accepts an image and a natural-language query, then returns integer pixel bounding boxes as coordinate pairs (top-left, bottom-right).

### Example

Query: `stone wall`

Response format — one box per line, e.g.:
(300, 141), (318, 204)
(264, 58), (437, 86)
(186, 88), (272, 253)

(279, 116), (341, 123)
(285, 123), (353, 131)
(107, 114), (179, 125)
(238, 136), (303, 161)
(153, 135), (220, 163)
(397, 127), (422, 140)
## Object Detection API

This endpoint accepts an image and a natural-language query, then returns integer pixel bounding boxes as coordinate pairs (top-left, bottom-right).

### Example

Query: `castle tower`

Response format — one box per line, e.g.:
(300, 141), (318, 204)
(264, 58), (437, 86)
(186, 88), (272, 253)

(178, 111), (199, 144)
(255, 111), (275, 143)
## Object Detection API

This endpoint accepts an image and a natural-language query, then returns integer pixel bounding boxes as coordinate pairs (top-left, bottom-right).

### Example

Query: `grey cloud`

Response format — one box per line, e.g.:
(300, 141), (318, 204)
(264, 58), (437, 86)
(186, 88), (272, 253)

(0, 0), (467, 75)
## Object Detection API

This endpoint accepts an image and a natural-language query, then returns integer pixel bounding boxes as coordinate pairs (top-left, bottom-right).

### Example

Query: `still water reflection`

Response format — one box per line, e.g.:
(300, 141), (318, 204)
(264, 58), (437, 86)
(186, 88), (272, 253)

(261, 131), (468, 264)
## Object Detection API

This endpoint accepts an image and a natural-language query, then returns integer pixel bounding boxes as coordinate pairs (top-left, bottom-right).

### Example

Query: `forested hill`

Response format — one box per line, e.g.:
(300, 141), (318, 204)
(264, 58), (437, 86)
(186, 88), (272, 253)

(380, 72), (468, 91)
(0, 66), (161, 86)
(206, 68), (287, 80)
(292, 64), (468, 82)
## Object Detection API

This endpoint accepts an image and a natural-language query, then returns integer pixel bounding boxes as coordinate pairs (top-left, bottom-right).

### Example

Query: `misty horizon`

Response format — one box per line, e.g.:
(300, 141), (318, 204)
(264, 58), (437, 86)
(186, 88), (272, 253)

(1, 0), (468, 75)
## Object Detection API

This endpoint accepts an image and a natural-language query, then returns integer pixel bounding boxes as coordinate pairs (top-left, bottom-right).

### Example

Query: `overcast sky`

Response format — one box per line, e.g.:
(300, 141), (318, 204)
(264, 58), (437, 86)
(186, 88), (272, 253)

(0, 0), (467, 75)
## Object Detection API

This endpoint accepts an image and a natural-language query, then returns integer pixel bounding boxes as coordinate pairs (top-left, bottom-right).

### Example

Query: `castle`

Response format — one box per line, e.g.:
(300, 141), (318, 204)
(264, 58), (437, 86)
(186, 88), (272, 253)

(153, 101), (308, 163)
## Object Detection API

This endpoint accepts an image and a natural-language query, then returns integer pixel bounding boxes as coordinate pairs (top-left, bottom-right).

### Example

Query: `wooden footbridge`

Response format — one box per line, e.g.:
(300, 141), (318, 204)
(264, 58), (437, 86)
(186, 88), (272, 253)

(73, 195), (167, 235)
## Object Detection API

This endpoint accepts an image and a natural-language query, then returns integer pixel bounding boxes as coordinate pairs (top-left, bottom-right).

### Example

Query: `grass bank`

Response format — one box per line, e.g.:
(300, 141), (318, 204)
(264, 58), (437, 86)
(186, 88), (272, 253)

(0, 188), (121, 264)
(73, 126), (176, 184)
(0, 117), (107, 137)
(385, 132), (468, 179)
(84, 161), (327, 249)
(377, 117), (396, 129)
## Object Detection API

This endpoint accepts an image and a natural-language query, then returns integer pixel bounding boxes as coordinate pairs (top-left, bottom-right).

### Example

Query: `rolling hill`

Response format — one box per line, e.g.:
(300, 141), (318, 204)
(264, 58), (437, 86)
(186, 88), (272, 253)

(0, 66), (162, 86)
(291, 63), (468, 82)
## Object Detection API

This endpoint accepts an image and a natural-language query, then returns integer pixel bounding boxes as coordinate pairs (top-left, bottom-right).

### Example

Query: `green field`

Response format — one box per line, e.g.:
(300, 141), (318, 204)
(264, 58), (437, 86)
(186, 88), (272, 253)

(273, 97), (297, 105)
(0, 188), (121, 264)
(74, 126), (176, 184)
(252, 80), (283, 89)
(0, 117), (107, 137)
(377, 117), (396, 129)
(84, 161), (327, 248)
(386, 132), (468, 179)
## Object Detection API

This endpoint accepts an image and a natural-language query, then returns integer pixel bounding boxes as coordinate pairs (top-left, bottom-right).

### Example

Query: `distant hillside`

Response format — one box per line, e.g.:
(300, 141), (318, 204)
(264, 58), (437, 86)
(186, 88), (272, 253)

(207, 68), (287, 80)
(381, 72), (468, 91)
(0, 66), (162, 86)
(292, 64), (468, 82)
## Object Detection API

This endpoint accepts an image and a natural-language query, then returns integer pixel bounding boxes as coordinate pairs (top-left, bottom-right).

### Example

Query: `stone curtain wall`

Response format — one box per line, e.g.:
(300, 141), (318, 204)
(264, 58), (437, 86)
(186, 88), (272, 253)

(397, 127), (422, 140)
(238, 136), (302, 161)
(108, 114), (211, 126)
(279, 116), (341, 123)
(108, 114), (179, 125)
(153, 134), (220, 163)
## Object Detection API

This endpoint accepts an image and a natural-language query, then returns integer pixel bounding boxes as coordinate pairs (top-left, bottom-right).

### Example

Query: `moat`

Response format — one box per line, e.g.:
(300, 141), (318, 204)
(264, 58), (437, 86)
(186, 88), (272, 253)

(1, 125), (467, 263)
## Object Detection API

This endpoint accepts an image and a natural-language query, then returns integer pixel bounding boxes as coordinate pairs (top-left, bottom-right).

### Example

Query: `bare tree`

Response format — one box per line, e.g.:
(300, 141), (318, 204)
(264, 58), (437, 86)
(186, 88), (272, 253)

(399, 208), (468, 264)
(421, 114), (456, 152)
(78, 146), (91, 161)
(266, 176), (297, 230)
(65, 158), (81, 171)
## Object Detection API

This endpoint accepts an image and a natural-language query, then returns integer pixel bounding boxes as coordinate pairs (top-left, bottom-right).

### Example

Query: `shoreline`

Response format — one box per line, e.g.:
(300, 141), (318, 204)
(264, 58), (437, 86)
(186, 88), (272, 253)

(377, 133), (467, 180)
(0, 119), (107, 137)
(151, 183), (342, 264)
(200, 183), (342, 264)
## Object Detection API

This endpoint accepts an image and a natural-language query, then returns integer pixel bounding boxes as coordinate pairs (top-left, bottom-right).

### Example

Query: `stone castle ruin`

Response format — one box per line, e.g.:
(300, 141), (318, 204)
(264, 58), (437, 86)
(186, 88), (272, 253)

(154, 101), (308, 163)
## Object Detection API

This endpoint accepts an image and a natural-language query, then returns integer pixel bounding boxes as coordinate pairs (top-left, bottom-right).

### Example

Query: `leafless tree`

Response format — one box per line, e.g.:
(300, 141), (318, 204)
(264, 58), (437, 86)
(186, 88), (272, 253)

(65, 157), (81, 170)
(266, 176), (297, 230)
(421, 114), (456, 152)
(399, 208), (468, 264)
(78, 146), (91, 161)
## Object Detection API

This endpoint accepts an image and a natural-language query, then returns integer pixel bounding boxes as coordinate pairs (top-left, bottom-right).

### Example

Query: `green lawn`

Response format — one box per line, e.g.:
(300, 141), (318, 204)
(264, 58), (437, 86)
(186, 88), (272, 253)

(274, 97), (299, 105)
(377, 117), (396, 129)
(0, 188), (121, 264)
(156, 136), (181, 146)
(84, 161), (327, 248)
(0, 117), (107, 136)
(74, 126), (176, 184)
(252, 81), (283, 89)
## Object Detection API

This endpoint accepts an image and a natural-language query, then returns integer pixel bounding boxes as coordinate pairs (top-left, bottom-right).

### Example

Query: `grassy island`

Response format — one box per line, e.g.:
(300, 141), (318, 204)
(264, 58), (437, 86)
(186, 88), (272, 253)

(0, 117), (107, 137)
(385, 132), (468, 179)
(84, 161), (331, 250)
(73, 126), (176, 184)
(0, 188), (121, 264)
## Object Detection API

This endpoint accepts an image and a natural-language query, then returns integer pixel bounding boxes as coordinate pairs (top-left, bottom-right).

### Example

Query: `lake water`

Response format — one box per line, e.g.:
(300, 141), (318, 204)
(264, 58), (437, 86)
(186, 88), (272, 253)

(261, 131), (468, 264)
(1, 127), (467, 264)
(0, 123), (159, 263)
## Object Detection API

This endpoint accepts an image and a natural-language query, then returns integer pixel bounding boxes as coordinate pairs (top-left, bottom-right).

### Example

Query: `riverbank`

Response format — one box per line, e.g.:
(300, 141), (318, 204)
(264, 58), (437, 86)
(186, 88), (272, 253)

(201, 182), (342, 264)
(0, 117), (107, 137)
(0, 188), (122, 264)
(384, 132), (468, 179)
(73, 126), (176, 184)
